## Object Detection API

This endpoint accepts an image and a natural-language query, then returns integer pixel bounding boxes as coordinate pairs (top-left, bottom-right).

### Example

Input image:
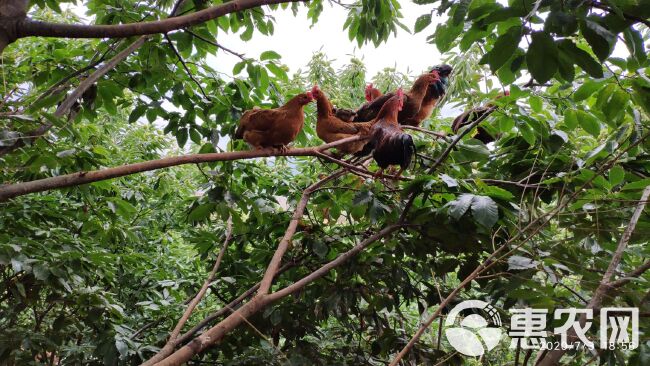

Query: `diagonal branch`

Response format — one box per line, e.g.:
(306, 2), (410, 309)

(0, 135), (366, 201)
(258, 169), (348, 294)
(535, 185), (650, 366)
(0, 37), (146, 156)
(152, 224), (402, 366)
(163, 33), (209, 100)
(142, 218), (233, 366)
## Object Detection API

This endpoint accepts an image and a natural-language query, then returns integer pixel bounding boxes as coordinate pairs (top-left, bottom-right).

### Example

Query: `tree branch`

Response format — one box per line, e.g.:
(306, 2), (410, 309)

(142, 218), (233, 366)
(609, 260), (650, 289)
(15, 0), (305, 40)
(590, 1), (650, 28)
(0, 37), (147, 156)
(536, 185), (650, 366)
(153, 225), (402, 366)
(258, 169), (348, 294)
(389, 134), (650, 365)
(163, 33), (209, 100)
(0, 135), (365, 201)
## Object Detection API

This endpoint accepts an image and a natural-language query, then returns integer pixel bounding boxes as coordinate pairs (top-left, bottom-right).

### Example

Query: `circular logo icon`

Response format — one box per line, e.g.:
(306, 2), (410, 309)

(444, 300), (503, 356)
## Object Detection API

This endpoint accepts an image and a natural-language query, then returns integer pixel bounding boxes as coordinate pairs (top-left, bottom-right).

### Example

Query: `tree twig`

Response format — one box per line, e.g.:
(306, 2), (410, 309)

(163, 33), (209, 100)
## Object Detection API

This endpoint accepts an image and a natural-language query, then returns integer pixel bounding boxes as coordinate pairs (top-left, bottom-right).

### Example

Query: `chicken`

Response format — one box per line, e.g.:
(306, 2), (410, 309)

(354, 71), (441, 123)
(234, 91), (314, 151)
(451, 91), (509, 144)
(311, 85), (372, 155)
(330, 83), (382, 121)
(365, 83), (382, 102)
(363, 88), (415, 178)
(402, 64), (453, 126)
(332, 106), (357, 122)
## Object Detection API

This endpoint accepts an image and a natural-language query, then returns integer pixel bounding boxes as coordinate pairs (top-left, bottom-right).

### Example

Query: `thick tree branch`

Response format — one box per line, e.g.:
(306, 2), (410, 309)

(153, 224), (401, 366)
(536, 185), (650, 366)
(609, 260), (650, 289)
(258, 170), (348, 294)
(0, 135), (365, 201)
(14, 0), (304, 40)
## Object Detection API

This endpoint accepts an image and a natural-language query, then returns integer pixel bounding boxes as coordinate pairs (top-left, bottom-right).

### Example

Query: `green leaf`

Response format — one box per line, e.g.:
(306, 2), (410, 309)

(266, 63), (288, 81)
(452, 0), (471, 25)
(624, 27), (647, 65)
(564, 109), (578, 129)
(557, 39), (603, 78)
(448, 194), (474, 220)
(574, 80), (606, 102)
(471, 195), (498, 228)
(576, 110), (600, 137)
(187, 203), (215, 222)
(580, 19), (615, 62)
(260, 50), (281, 61)
(414, 14), (432, 33)
(609, 165), (625, 186)
(176, 128), (188, 147)
(529, 96), (542, 113)
(526, 32), (558, 83)
(487, 26), (522, 72)
(129, 105), (147, 124)
(481, 185), (515, 201)
(621, 179), (650, 191)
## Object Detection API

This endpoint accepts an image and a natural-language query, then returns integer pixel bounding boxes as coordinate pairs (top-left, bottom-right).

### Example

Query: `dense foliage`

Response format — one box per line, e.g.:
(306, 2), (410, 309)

(0, 1), (648, 365)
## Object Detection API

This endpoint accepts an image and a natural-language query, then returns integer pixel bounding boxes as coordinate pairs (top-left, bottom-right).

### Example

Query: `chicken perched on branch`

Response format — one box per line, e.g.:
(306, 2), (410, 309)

(312, 85), (372, 155)
(403, 64), (453, 126)
(451, 90), (509, 144)
(363, 89), (415, 178)
(355, 72), (440, 123)
(365, 83), (382, 102)
(234, 91), (314, 151)
(332, 106), (357, 122)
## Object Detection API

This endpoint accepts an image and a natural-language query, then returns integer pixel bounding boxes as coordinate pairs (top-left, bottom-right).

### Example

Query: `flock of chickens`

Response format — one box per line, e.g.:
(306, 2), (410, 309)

(234, 64), (502, 177)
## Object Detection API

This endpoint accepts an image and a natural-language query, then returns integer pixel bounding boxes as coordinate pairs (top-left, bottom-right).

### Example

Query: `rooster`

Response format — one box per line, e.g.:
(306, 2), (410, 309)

(235, 91), (314, 151)
(365, 83), (382, 102)
(354, 71), (442, 124)
(363, 89), (415, 178)
(402, 64), (453, 126)
(451, 91), (509, 144)
(312, 85), (371, 155)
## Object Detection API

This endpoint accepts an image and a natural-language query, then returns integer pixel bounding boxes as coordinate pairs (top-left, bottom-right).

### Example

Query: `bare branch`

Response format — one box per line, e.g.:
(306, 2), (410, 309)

(15, 0), (305, 40)
(401, 125), (448, 139)
(0, 135), (365, 201)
